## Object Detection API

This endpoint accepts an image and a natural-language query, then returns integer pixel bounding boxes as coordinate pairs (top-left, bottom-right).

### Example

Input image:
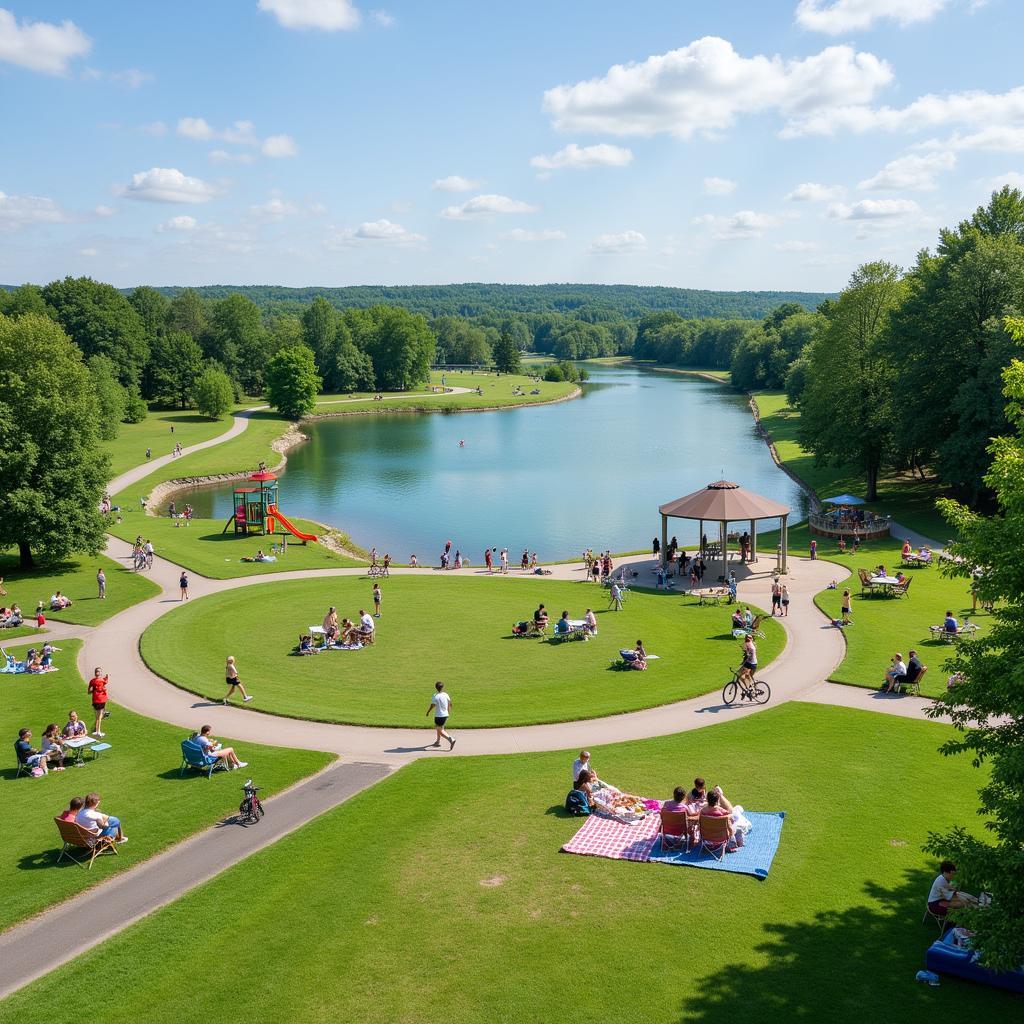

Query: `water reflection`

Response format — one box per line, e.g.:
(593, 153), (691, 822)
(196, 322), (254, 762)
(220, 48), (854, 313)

(181, 365), (810, 559)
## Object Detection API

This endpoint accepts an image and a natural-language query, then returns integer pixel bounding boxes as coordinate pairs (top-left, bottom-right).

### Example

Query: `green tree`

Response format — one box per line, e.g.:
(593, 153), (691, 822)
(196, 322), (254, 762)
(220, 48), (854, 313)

(41, 276), (149, 387)
(0, 314), (108, 568)
(301, 296), (340, 376)
(433, 317), (492, 365)
(493, 328), (522, 373)
(207, 294), (266, 390)
(0, 283), (49, 319)
(265, 344), (321, 419)
(128, 286), (170, 342)
(193, 365), (234, 420)
(166, 288), (208, 342)
(799, 262), (907, 500)
(358, 306), (434, 391)
(87, 355), (126, 439)
(266, 314), (303, 354)
(333, 340), (376, 392)
(150, 331), (206, 408)
(926, 337), (1024, 969)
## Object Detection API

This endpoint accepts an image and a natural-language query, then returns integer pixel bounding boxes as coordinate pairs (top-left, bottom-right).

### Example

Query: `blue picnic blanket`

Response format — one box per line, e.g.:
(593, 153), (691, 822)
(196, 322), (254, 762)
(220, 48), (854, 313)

(648, 811), (786, 879)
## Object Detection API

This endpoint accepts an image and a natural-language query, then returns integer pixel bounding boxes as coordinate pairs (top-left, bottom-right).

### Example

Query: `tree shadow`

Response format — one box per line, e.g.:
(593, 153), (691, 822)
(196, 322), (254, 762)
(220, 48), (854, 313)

(675, 870), (984, 1023)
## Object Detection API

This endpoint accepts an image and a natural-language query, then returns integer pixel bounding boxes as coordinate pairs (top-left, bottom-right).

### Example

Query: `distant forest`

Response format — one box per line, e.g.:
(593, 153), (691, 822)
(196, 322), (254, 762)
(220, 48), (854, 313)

(136, 283), (831, 320)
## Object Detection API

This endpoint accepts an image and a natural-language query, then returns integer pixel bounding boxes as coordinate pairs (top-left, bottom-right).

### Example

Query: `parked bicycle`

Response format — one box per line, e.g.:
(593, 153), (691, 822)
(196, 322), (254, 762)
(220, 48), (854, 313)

(722, 664), (771, 706)
(238, 778), (265, 825)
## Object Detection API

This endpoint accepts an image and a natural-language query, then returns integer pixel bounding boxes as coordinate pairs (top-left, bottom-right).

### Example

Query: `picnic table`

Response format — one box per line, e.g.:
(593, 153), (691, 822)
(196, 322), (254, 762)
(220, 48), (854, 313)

(869, 575), (900, 594)
(928, 622), (979, 643)
(691, 587), (730, 606)
(64, 734), (102, 767)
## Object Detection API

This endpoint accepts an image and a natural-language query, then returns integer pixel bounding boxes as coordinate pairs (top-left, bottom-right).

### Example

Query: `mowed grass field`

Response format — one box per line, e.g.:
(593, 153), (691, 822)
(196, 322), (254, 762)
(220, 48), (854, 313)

(0, 551), (159, 627)
(0, 703), (1009, 1024)
(140, 575), (785, 727)
(0, 640), (332, 931)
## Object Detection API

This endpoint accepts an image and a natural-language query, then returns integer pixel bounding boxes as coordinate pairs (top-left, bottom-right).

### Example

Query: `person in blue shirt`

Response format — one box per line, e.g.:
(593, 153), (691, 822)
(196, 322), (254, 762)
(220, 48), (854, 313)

(944, 610), (959, 634)
(555, 610), (572, 635)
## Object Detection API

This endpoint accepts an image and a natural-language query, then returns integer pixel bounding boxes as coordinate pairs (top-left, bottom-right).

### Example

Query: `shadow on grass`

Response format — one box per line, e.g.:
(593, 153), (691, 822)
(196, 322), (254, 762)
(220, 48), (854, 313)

(675, 871), (958, 1023)
(544, 803), (576, 819)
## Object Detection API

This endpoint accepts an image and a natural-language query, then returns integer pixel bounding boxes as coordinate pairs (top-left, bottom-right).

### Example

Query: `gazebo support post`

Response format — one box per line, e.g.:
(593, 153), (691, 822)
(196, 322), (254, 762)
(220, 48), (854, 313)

(720, 519), (727, 580)
(698, 519), (704, 558)
(660, 513), (668, 570)
(749, 517), (756, 563)
(780, 514), (789, 574)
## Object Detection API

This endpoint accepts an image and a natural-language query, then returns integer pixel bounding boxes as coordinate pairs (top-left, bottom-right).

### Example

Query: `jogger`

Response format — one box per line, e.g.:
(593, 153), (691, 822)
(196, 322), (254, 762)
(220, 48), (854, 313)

(427, 681), (455, 750)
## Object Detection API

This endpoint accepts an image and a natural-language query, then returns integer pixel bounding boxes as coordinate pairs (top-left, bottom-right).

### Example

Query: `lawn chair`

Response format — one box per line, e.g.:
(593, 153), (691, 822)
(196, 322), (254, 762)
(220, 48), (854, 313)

(900, 666), (927, 696)
(923, 904), (949, 934)
(698, 812), (732, 861)
(53, 817), (118, 870)
(659, 807), (698, 853)
(858, 568), (876, 596)
(179, 738), (228, 779)
(890, 577), (912, 599)
(745, 615), (766, 640)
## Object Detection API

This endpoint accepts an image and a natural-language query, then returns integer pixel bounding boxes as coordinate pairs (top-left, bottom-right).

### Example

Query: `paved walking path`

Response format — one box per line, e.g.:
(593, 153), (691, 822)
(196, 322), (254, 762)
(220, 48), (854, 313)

(0, 760), (392, 1000)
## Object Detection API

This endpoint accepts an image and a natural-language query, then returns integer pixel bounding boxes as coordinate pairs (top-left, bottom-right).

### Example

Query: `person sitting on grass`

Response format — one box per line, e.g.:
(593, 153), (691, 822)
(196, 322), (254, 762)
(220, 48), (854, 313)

(58, 795), (84, 822)
(15, 728), (48, 775)
(339, 618), (358, 646)
(583, 609), (597, 636)
(944, 610), (960, 634)
(40, 724), (66, 770)
(63, 710), (87, 738)
(883, 652), (907, 693)
(927, 860), (980, 919)
(76, 792), (127, 844)
(322, 607), (340, 644)
(50, 591), (72, 610)
(297, 634), (318, 655)
(194, 725), (247, 770)
(633, 640), (647, 668)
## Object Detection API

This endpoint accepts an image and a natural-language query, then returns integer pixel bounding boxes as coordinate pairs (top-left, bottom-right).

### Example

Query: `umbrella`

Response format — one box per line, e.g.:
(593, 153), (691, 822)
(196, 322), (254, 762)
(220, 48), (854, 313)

(822, 494), (865, 505)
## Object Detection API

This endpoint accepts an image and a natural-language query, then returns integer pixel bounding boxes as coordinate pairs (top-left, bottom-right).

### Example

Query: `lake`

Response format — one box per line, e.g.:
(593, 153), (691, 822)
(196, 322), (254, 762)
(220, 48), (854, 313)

(181, 364), (810, 560)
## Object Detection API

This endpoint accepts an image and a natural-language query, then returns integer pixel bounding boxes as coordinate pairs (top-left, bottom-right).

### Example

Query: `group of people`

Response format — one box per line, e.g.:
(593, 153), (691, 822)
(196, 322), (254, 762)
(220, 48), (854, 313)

(0, 603), (23, 629)
(584, 550), (615, 582)
(318, 603), (377, 649)
(439, 540), (465, 570)
(881, 649), (928, 694)
(57, 793), (127, 843)
(49, 591), (73, 610)
(661, 775), (751, 851)
(4, 642), (61, 674)
(14, 708), (95, 776)
(482, 548), (510, 573)
(166, 500), (194, 526)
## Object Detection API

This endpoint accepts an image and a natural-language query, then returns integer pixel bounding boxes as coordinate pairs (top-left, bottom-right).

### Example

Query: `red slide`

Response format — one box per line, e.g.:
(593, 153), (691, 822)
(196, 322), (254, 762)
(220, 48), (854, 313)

(266, 504), (317, 542)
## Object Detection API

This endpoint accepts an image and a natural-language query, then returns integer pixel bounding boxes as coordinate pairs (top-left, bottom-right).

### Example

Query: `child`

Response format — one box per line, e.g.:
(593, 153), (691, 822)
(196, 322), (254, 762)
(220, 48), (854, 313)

(372, 582), (382, 618)
(841, 589), (852, 626)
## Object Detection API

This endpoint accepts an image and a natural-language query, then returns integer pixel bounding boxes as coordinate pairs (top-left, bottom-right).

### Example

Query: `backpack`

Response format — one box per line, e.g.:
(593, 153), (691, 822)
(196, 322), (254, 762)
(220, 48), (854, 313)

(565, 789), (590, 816)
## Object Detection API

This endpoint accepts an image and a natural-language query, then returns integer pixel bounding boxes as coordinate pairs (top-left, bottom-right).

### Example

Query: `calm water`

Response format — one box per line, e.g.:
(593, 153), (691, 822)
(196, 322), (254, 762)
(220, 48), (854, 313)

(182, 365), (810, 560)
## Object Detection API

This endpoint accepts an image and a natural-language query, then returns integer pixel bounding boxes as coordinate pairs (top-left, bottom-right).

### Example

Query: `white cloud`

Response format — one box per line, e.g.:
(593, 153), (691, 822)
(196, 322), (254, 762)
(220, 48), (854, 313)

(858, 151), (955, 190)
(795, 0), (949, 34)
(786, 181), (845, 202)
(588, 230), (647, 254)
(178, 117), (217, 141)
(371, 9), (395, 26)
(0, 191), (71, 231)
(774, 240), (819, 251)
(249, 197), (299, 221)
(530, 143), (634, 171)
(209, 149), (256, 165)
(694, 209), (782, 239)
(327, 218), (425, 247)
(441, 194), (539, 220)
(93, 205), (117, 218)
(109, 67), (153, 88)
(157, 215), (199, 232)
(0, 8), (91, 74)
(258, 0), (361, 31)
(936, 126), (1024, 153)
(261, 134), (298, 157)
(985, 171), (1024, 190)
(178, 117), (259, 146)
(501, 228), (567, 242)
(432, 175), (482, 192)
(78, 247), (99, 258)
(542, 37), (892, 140)
(828, 198), (920, 219)
(141, 121), (168, 137)
(782, 86), (1024, 138)
(120, 167), (219, 204)
(703, 176), (738, 196)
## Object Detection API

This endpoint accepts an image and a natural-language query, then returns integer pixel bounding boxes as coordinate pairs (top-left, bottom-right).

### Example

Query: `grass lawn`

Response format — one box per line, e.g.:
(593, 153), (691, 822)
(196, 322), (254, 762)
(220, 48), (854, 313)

(0, 640), (332, 932)
(140, 576), (784, 727)
(103, 407), (241, 478)
(756, 392), (955, 543)
(807, 540), (988, 698)
(0, 703), (1009, 1023)
(106, 511), (360, 579)
(0, 552), (159, 627)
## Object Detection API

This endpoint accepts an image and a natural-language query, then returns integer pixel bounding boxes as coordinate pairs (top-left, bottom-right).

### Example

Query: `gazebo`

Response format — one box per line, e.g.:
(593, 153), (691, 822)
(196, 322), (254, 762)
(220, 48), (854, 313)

(658, 480), (791, 576)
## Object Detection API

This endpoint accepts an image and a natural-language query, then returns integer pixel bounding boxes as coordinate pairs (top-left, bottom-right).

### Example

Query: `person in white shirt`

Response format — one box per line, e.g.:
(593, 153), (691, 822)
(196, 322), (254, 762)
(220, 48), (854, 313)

(76, 792), (126, 843)
(883, 653), (908, 693)
(927, 860), (978, 917)
(583, 609), (597, 636)
(195, 725), (247, 770)
(572, 750), (593, 786)
(426, 681), (455, 750)
(358, 609), (375, 644)
(62, 710), (87, 738)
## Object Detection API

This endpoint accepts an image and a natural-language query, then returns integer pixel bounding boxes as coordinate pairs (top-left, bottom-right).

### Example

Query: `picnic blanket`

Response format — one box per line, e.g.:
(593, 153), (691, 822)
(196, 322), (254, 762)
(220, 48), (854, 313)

(329, 642), (364, 651)
(648, 811), (786, 878)
(562, 809), (786, 878)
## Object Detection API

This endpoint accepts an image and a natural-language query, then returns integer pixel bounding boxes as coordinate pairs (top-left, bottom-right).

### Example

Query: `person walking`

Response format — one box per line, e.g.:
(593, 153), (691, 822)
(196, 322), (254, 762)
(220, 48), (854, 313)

(96, 567), (106, 600)
(500, 548), (508, 574)
(372, 582), (382, 618)
(781, 583), (790, 616)
(810, 538), (817, 560)
(223, 656), (253, 704)
(145, 447), (151, 461)
(770, 579), (782, 616)
(610, 581), (623, 611)
(484, 548), (493, 573)
(427, 681), (455, 750)
(179, 571), (189, 601)
(87, 667), (109, 737)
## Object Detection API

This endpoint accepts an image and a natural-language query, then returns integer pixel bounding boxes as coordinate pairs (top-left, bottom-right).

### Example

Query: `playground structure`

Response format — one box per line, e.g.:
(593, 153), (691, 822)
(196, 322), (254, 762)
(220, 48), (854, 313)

(223, 470), (317, 543)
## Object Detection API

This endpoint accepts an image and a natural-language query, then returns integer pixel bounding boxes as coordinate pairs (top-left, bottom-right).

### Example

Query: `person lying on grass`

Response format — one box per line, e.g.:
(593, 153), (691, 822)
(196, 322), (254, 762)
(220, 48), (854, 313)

(194, 725), (247, 770)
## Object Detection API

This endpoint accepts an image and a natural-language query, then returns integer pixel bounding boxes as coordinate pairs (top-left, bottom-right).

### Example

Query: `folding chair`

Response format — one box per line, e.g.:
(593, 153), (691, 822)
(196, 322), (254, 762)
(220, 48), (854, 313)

(698, 813), (733, 861)
(923, 904), (949, 934)
(53, 818), (118, 870)
(658, 807), (692, 853)
(179, 739), (228, 779)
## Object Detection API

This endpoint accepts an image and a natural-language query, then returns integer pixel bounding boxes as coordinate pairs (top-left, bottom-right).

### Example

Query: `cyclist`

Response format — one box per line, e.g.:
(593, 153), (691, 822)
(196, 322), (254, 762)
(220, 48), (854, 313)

(739, 634), (758, 690)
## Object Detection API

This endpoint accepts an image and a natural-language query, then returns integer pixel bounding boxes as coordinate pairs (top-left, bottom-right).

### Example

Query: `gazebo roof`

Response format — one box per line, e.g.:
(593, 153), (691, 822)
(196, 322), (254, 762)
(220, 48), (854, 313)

(659, 480), (790, 521)
(250, 470), (277, 482)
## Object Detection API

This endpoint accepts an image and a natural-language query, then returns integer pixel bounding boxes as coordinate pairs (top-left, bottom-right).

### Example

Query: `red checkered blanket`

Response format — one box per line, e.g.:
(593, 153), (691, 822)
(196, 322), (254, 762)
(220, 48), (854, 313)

(560, 813), (660, 861)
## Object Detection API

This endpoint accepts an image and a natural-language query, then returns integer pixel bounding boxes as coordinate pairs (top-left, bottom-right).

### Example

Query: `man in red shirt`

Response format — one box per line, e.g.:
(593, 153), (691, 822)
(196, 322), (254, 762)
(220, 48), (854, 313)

(87, 667), (109, 737)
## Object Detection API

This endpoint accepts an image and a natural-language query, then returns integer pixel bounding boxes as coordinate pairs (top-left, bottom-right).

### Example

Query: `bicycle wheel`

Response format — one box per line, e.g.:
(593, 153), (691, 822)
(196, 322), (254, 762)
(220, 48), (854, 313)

(722, 681), (739, 706)
(751, 680), (771, 705)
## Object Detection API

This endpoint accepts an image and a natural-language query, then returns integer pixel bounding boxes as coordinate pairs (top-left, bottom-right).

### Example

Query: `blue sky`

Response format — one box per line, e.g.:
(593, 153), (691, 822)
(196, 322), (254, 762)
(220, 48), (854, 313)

(0, 0), (1021, 290)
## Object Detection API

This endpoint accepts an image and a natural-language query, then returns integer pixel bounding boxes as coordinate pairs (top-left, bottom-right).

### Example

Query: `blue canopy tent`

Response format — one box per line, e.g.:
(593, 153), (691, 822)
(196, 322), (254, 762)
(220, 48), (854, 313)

(822, 494), (865, 506)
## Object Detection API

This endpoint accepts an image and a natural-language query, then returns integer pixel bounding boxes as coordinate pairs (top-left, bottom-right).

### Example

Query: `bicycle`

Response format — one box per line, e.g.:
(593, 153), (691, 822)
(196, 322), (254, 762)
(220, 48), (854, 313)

(238, 778), (265, 825)
(722, 665), (771, 706)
